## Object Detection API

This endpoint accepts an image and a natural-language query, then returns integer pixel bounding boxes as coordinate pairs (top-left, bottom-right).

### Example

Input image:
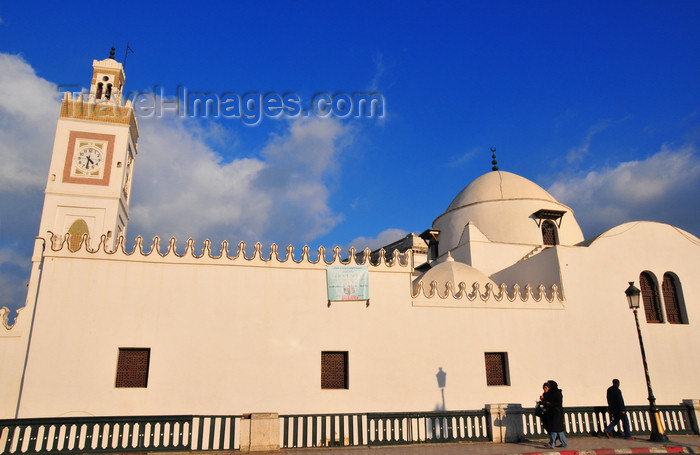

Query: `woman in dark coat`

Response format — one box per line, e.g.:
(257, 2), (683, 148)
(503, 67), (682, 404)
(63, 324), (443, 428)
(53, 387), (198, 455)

(541, 380), (568, 448)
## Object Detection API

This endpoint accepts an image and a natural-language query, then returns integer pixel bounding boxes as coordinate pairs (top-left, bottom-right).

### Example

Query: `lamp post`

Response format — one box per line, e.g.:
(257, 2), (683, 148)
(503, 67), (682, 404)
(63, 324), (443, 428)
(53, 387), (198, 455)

(625, 281), (668, 442)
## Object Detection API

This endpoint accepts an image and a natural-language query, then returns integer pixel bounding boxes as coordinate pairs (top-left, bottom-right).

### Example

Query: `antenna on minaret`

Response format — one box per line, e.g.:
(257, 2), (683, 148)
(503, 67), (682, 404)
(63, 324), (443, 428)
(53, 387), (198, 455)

(123, 43), (135, 69)
(108, 47), (116, 60)
(490, 147), (498, 171)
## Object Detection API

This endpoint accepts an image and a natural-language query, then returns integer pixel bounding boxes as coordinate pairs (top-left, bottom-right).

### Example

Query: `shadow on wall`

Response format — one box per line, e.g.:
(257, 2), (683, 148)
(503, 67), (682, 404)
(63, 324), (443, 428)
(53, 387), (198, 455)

(435, 367), (447, 411)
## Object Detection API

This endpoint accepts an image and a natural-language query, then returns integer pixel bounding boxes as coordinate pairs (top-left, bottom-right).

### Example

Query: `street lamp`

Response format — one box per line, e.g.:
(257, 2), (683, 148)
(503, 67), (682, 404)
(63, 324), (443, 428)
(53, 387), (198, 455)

(625, 281), (668, 442)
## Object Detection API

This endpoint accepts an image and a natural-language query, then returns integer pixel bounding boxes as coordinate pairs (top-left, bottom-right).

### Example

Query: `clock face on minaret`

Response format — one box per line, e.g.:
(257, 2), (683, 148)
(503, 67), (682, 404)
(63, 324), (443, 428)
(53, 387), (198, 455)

(76, 147), (103, 171)
(62, 131), (115, 185)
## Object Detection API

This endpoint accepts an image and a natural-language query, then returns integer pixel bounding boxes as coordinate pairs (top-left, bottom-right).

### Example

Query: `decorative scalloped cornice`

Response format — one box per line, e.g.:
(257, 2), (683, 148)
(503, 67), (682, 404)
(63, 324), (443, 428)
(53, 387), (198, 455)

(44, 232), (411, 267)
(412, 280), (564, 303)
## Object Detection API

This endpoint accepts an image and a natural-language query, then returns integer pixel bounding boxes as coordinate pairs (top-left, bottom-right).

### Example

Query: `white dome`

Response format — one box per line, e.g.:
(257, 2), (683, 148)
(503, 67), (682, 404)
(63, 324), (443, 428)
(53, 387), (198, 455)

(446, 171), (558, 210)
(433, 171), (584, 252)
(413, 254), (496, 293)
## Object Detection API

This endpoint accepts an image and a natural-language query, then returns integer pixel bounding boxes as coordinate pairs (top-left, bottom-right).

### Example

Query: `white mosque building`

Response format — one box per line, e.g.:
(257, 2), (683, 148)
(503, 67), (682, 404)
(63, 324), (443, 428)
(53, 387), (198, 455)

(1, 53), (699, 422)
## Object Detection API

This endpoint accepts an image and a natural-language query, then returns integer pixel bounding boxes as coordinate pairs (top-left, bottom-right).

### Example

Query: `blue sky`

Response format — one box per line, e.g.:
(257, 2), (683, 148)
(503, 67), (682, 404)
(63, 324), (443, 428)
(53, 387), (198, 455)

(1, 1), (699, 314)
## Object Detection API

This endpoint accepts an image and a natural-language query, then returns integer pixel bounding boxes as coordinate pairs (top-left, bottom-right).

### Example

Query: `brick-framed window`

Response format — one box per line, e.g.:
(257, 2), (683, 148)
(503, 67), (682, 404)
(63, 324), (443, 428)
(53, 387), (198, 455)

(321, 351), (348, 389)
(115, 348), (150, 388)
(484, 352), (509, 386)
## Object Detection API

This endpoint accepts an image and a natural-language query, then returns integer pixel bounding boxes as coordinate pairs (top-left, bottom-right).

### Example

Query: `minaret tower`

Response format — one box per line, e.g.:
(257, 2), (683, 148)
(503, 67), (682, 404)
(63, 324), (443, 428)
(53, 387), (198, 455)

(38, 48), (139, 250)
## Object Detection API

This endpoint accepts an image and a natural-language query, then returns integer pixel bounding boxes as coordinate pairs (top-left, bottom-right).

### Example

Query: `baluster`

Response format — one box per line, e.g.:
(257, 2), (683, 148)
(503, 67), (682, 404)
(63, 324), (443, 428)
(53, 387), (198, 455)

(209, 418), (216, 450)
(25, 424), (38, 453)
(232, 417), (238, 450)
(280, 417), (287, 448)
(13, 425), (24, 453)
(339, 415), (345, 445)
(345, 415), (352, 446)
(330, 415), (336, 446)
(301, 415), (308, 448)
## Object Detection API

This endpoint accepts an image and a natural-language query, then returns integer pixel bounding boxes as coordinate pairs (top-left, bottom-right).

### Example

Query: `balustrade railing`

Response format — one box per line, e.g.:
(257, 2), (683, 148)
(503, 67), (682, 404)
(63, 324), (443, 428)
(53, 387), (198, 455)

(191, 415), (240, 451)
(521, 405), (694, 438)
(365, 410), (490, 445)
(279, 410), (489, 448)
(280, 413), (366, 448)
(0, 415), (240, 454)
(1, 404), (695, 454)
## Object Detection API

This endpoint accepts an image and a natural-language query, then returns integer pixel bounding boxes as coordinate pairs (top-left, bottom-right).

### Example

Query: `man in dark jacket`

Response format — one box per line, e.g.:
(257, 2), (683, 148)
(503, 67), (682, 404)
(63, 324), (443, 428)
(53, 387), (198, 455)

(604, 379), (632, 439)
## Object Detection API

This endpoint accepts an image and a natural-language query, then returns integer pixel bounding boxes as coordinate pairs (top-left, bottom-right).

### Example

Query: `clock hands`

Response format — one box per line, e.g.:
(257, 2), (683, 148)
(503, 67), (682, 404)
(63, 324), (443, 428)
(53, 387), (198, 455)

(76, 148), (102, 172)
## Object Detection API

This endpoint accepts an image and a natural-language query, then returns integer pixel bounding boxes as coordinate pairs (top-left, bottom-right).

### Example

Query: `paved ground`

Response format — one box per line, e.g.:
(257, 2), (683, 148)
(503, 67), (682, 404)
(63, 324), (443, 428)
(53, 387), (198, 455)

(257, 435), (700, 455)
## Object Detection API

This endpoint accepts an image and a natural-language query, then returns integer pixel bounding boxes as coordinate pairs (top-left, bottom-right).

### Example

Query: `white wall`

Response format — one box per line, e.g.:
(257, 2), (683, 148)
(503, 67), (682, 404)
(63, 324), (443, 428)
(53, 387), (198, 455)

(5, 221), (700, 418)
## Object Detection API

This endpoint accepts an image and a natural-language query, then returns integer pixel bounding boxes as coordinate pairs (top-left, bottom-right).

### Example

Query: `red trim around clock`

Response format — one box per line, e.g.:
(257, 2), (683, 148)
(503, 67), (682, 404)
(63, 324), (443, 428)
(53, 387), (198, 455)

(62, 131), (115, 186)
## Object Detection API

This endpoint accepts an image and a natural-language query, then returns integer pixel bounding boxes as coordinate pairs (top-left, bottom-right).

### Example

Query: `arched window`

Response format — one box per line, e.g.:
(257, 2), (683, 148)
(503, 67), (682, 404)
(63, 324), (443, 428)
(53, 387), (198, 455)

(105, 83), (112, 100)
(541, 220), (558, 246)
(640, 272), (663, 323)
(662, 273), (686, 324)
(68, 219), (89, 252)
(96, 82), (103, 100)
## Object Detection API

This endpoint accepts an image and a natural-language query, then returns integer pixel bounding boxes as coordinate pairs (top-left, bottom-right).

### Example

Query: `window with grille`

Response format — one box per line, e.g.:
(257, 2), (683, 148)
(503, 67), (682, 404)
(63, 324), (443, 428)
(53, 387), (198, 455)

(541, 221), (558, 246)
(321, 351), (348, 389)
(640, 272), (663, 323)
(662, 273), (686, 324)
(485, 352), (509, 386)
(116, 348), (150, 388)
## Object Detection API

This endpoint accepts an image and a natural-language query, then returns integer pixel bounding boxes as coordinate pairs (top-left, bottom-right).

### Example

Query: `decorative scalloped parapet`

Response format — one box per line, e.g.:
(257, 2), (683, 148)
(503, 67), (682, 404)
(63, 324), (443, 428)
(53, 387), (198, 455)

(44, 232), (411, 268)
(0, 307), (12, 330)
(0, 305), (24, 332)
(411, 280), (564, 308)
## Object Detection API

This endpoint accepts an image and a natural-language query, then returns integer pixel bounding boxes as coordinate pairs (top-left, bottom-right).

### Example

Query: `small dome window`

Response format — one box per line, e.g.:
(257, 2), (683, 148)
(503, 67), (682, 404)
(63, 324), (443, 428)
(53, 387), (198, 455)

(541, 220), (558, 246)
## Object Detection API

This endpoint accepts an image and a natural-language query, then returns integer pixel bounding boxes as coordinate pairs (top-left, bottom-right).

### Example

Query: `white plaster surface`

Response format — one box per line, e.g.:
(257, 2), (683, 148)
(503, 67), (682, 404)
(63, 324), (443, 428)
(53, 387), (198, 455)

(2, 58), (699, 421)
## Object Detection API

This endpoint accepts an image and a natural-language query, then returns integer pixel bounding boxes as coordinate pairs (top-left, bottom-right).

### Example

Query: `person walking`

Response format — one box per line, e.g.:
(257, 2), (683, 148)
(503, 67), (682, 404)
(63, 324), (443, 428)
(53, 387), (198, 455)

(542, 380), (568, 448)
(604, 379), (633, 439)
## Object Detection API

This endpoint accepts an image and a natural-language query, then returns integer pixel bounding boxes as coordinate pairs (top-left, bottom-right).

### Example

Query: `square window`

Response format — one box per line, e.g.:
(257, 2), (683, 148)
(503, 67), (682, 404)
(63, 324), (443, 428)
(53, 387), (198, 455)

(321, 351), (348, 389)
(116, 348), (150, 388)
(484, 352), (509, 386)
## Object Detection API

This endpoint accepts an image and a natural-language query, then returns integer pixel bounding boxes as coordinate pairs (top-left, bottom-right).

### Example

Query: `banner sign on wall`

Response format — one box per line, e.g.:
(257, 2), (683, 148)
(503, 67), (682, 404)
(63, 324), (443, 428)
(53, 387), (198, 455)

(326, 265), (369, 301)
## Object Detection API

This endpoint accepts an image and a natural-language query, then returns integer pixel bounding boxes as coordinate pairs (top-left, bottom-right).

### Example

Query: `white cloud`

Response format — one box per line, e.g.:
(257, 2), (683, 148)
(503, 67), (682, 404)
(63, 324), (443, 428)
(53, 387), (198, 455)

(0, 52), (356, 311)
(565, 120), (613, 164)
(0, 246), (30, 268)
(0, 54), (61, 313)
(0, 53), (60, 193)
(549, 144), (700, 237)
(368, 52), (385, 93)
(129, 114), (351, 247)
(448, 146), (481, 168)
(0, 245), (31, 312)
(348, 228), (408, 252)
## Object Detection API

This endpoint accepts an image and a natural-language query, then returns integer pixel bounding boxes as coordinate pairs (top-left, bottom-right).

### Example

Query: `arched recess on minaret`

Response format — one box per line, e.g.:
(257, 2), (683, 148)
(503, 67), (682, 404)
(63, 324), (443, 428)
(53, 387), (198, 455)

(68, 219), (89, 251)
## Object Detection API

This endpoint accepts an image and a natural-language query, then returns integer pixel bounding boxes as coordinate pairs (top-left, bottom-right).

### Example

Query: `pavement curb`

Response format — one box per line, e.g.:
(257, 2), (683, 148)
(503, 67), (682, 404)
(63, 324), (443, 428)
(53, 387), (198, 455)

(518, 447), (700, 455)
